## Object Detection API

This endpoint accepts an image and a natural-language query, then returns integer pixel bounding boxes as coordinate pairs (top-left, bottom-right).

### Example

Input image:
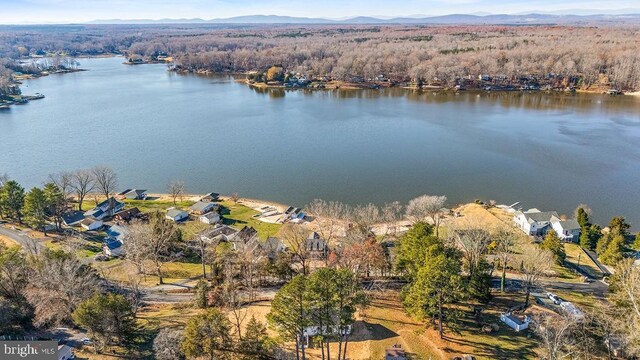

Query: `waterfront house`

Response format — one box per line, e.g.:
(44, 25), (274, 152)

(500, 313), (531, 332)
(307, 232), (328, 257)
(114, 207), (146, 223)
(199, 192), (220, 202)
(118, 189), (147, 200)
(84, 197), (125, 220)
(58, 344), (74, 360)
(199, 211), (221, 225)
(62, 211), (85, 227)
(550, 217), (581, 242)
(166, 208), (189, 222)
(513, 209), (559, 236)
(81, 218), (103, 231)
(189, 201), (218, 215)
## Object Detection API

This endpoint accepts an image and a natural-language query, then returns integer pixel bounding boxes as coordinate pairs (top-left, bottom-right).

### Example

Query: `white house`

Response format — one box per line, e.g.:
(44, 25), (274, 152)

(189, 201), (218, 215)
(513, 209), (559, 236)
(500, 313), (531, 332)
(550, 217), (581, 242)
(166, 208), (189, 222)
(199, 212), (221, 225)
(84, 197), (125, 220)
(121, 189), (147, 200)
(81, 218), (103, 231)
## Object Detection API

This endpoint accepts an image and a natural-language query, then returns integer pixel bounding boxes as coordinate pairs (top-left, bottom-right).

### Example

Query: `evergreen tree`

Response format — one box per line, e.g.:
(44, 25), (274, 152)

(0, 180), (25, 223)
(396, 222), (437, 278)
(608, 217), (630, 237)
(239, 316), (273, 360)
(540, 231), (566, 264)
(24, 187), (48, 235)
(600, 234), (625, 266)
(402, 242), (463, 339)
(579, 224), (601, 251)
(72, 293), (137, 352)
(43, 183), (65, 230)
(267, 275), (311, 360)
(181, 309), (232, 360)
(194, 279), (210, 309)
(576, 207), (591, 229)
(633, 233), (640, 251)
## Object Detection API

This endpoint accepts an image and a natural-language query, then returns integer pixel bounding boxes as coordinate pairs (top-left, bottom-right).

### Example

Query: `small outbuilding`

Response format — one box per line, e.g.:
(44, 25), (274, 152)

(166, 208), (189, 222)
(500, 313), (531, 332)
(81, 218), (103, 231)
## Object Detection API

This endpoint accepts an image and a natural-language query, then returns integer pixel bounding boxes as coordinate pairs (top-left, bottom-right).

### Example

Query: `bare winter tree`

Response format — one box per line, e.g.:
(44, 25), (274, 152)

(450, 225), (492, 278)
(123, 212), (181, 284)
(24, 252), (100, 327)
(91, 166), (118, 213)
(608, 259), (640, 357)
(167, 180), (185, 205)
(70, 169), (95, 211)
(0, 173), (9, 187)
(519, 248), (554, 307)
(493, 226), (517, 292)
(381, 201), (404, 238)
(349, 203), (380, 234)
(406, 195), (447, 237)
(281, 224), (311, 275)
(533, 313), (580, 360)
(153, 328), (185, 360)
(48, 171), (73, 205)
(305, 199), (347, 256)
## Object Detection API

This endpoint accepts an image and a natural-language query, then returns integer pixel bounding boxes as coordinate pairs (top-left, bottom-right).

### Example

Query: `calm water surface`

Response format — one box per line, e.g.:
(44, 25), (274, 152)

(1, 57), (639, 226)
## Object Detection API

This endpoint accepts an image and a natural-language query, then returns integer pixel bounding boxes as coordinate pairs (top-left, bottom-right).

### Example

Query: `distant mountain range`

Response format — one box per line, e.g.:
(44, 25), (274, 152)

(85, 12), (640, 25)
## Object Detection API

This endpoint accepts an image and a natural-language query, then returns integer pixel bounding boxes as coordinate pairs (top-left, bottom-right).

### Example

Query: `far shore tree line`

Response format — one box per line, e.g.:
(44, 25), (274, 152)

(1, 24), (640, 95)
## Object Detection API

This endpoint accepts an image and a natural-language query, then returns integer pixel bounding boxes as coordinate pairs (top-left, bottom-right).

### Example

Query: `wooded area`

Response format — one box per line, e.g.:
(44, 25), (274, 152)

(0, 23), (639, 93)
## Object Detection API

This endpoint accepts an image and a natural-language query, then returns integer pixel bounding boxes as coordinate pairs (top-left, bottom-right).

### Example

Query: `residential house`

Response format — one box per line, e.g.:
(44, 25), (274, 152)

(281, 206), (307, 223)
(103, 224), (129, 257)
(166, 208), (189, 222)
(84, 197), (125, 220)
(307, 232), (328, 257)
(263, 237), (286, 259)
(199, 224), (238, 243)
(114, 207), (146, 223)
(104, 238), (124, 257)
(230, 226), (259, 250)
(500, 312), (531, 332)
(118, 189), (147, 200)
(189, 201), (218, 215)
(199, 192), (220, 202)
(81, 218), (103, 231)
(199, 211), (221, 225)
(513, 209), (559, 236)
(62, 211), (85, 227)
(550, 217), (581, 242)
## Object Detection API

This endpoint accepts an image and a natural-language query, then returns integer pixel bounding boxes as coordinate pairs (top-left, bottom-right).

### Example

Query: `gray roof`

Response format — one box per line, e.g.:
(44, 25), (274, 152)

(190, 201), (215, 212)
(524, 211), (559, 224)
(166, 208), (187, 218)
(555, 219), (580, 230)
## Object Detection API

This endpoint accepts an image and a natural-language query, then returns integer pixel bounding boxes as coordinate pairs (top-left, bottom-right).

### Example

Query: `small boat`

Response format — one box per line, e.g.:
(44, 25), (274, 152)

(0, 104), (10, 110)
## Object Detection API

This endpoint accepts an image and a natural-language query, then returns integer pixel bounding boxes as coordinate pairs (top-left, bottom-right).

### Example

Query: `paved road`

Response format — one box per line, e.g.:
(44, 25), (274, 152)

(0, 224), (46, 253)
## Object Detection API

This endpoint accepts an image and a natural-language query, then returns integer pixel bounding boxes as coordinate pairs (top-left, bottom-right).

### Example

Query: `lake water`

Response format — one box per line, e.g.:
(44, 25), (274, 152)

(1, 57), (639, 226)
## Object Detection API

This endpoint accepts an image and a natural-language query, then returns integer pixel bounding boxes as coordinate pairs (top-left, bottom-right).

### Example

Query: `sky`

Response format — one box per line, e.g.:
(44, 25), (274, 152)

(1, 0), (639, 24)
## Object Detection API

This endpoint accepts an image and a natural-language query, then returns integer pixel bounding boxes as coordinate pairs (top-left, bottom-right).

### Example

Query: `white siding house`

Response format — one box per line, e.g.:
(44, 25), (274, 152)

(513, 209), (559, 236)
(81, 218), (103, 231)
(550, 217), (581, 242)
(199, 212), (221, 225)
(166, 208), (189, 222)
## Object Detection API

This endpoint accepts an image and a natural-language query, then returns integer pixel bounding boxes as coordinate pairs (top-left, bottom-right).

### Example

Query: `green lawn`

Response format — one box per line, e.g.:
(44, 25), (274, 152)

(219, 200), (282, 239)
(124, 198), (196, 213)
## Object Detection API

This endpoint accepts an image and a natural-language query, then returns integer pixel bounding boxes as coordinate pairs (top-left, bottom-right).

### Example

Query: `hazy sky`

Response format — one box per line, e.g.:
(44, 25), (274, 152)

(1, 0), (639, 24)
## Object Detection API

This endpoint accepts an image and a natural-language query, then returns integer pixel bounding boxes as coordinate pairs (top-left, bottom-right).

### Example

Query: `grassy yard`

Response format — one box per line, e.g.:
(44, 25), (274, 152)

(219, 200), (282, 239)
(564, 243), (603, 279)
